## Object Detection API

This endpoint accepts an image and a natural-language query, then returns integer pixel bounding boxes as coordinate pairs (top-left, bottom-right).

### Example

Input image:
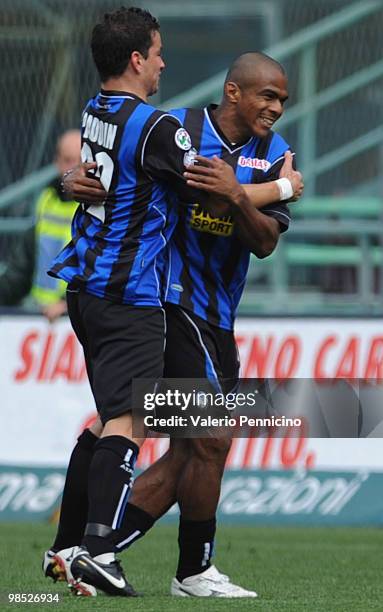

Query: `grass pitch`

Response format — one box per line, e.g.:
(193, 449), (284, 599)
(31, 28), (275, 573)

(1, 523), (382, 611)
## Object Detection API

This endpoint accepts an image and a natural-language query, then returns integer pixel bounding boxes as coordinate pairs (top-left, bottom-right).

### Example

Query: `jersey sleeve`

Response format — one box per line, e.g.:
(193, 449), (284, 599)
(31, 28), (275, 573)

(256, 147), (296, 233)
(141, 114), (207, 204)
(260, 201), (291, 232)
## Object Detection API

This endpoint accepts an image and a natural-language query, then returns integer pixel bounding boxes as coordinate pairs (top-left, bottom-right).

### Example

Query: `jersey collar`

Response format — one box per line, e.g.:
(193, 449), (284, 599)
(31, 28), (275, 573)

(204, 104), (254, 153)
(99, 89), (144, 102)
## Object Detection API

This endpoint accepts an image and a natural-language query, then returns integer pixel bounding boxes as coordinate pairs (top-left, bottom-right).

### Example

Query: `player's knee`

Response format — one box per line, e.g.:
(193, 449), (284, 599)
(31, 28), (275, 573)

(102, 413), (145, 446)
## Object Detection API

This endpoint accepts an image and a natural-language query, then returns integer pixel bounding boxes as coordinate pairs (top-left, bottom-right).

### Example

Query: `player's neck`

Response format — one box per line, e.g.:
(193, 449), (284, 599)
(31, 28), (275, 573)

(212, 103), (250, 145)
(101, 76), (149, 102)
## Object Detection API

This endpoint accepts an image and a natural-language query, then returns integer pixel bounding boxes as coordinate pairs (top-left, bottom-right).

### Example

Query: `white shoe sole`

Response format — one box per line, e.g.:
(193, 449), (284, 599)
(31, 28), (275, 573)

(53, 553), (97, 597)
(171, 585), (190, 597)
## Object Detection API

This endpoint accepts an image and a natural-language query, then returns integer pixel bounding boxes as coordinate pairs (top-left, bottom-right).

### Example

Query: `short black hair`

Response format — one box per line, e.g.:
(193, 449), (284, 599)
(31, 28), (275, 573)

(91, 6), (160, 81)
(225, 52), (285, 88)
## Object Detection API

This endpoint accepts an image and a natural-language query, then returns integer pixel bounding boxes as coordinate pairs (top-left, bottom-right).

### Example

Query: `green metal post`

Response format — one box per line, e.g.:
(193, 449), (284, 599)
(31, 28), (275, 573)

(270, 242), (288, 304)
(298, 45), (317, 197)
(359, 234), (372, 306)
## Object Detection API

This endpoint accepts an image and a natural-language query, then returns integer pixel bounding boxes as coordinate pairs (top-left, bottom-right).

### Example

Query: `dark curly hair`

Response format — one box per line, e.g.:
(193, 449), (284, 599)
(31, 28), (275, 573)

(91, 6), (160, 81)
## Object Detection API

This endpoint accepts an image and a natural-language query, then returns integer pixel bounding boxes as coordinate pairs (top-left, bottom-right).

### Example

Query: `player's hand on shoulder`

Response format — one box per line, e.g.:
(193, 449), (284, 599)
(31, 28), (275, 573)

(184, 155), (243, 207)
(184, 155), (235, 194)
(62, 162), (107, 203)
(279, 150), (304, 202)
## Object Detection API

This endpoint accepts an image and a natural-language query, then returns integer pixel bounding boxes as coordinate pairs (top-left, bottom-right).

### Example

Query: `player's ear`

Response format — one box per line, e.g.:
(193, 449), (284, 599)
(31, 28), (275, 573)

(225, 81), (241, 104)
(130, 51), (143, 74)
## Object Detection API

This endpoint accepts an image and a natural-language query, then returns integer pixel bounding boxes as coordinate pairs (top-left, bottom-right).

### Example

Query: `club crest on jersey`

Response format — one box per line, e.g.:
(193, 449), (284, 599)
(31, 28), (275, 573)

(183, 147), (197, 167)
(190, 204), (233, 237)
(238, 156), (271, 171)
(175, 128), (192, 151)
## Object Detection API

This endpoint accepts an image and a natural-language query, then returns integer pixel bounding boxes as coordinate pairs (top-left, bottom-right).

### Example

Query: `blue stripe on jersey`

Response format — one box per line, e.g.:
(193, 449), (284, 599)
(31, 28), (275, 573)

(123, 194), (169, 302)
(163, 107), (188, 308)
(74, 216), (103, 276)
(169, 107), (187, 125)
(223, 152), (259, 312)
(205, 153), (254, 328)
(181, 309), (222, 392)
(52, 210), (102, 274)
(169, 110), (227, 322)
(267, 132), (291, 166)
(199, 115), (223, 158)
(204, 356), (222, 392)
(90, 95), (126, 114)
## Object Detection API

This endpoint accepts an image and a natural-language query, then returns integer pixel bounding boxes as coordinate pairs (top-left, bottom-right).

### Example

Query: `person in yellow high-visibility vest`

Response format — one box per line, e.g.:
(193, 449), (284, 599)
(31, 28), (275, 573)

(32, 130), (81, 321)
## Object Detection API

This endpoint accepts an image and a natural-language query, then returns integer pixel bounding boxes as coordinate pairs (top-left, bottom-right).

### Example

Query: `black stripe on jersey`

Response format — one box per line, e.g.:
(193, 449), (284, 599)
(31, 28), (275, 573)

(71, 214), (95, 285)
(250, 136), (291, 231)
(250, 131), (274, 184)
(50, 207), (86, 276)
(195, 231), (220, 323)
(198, 145), (242, 325)
(82, 99), (142, 283)
(176, 108), (205, 311)
(220, 145), (242, 171)
(216, 146), (244, 315)
(173, 206), (194, 311)
(256, 130), (273, 160)
(52, 214), (100, 285)
(183, 108), (205, 149)
(134, 109), (175, 171)
(51, 251), (77, 273)
(264, 156), (292, 180)
(220, 238), (244, 306)
(104, 110), (164, 300)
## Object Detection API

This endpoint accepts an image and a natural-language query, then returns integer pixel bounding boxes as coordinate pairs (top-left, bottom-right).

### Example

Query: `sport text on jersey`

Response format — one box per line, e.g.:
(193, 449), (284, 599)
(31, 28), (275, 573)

(190, 204), (233, 237)
(82, 112), (118, 150)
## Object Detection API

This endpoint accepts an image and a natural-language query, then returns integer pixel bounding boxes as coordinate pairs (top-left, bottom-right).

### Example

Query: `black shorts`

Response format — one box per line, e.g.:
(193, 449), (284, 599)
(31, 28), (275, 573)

(67, 287), (165, 424)
(164, 303), (240, 393)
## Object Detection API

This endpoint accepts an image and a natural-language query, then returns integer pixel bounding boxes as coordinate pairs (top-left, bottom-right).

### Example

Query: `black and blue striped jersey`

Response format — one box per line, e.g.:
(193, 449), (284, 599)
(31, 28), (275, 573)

(164, 105), (292, 330)
(49, 91), (200, 307)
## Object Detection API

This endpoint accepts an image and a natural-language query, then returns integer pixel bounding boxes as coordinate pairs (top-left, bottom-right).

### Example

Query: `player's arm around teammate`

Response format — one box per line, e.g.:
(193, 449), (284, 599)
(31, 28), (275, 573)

(184, 150), (303, 257)
(62, 150), (303, 215)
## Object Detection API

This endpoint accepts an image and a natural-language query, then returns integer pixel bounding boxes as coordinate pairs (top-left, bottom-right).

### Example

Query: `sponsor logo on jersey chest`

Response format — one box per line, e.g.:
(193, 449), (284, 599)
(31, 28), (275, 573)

(238, 156), (271, 171)
(190, 204), (233, 237)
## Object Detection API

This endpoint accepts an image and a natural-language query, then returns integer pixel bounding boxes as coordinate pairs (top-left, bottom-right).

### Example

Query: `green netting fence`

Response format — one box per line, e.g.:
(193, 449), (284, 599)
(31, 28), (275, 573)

(2, 0), (383, 195)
